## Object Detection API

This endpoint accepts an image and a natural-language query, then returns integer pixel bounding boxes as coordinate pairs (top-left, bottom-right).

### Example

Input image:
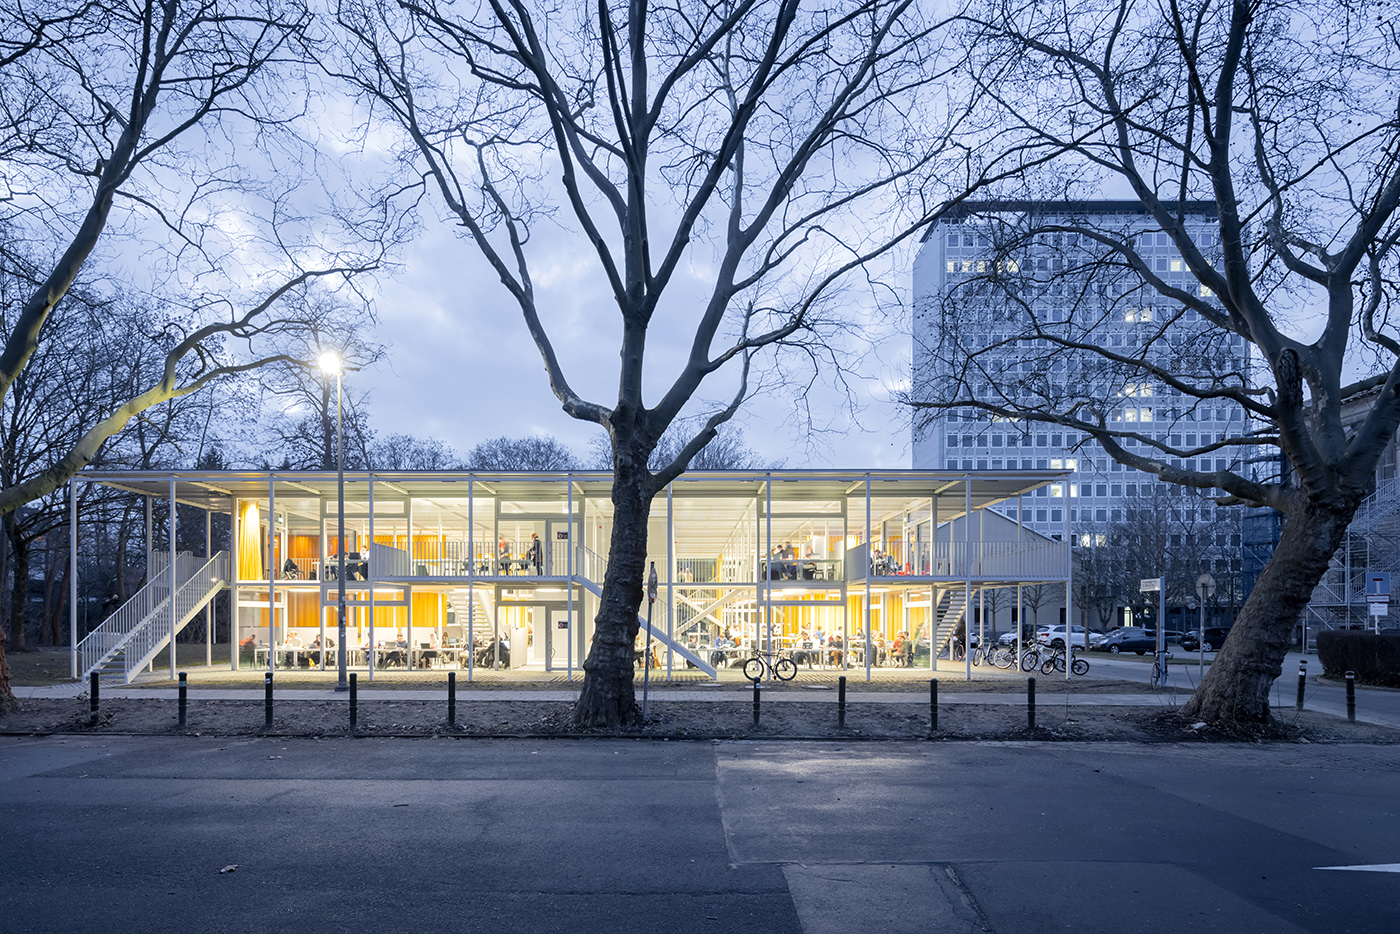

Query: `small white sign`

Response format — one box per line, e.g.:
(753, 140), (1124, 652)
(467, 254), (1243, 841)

(1370, 602), (1389, 616)
(1140, 578), (1161, 592)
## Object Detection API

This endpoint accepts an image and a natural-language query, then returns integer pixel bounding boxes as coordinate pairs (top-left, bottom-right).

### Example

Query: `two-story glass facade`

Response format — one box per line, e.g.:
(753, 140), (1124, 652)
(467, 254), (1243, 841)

(74, 470), (1072, 681)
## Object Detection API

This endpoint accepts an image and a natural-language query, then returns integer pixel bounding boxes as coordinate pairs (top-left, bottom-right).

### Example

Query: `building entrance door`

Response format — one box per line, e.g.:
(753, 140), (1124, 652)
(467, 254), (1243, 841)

(545, 520), (575, 576)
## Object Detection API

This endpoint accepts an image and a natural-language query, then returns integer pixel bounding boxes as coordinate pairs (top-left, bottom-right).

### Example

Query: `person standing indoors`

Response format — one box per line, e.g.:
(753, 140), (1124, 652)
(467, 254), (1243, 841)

(527, 532), (544, 575)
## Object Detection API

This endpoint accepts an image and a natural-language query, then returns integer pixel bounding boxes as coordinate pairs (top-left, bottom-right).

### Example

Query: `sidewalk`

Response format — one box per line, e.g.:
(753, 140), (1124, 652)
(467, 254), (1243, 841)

(11, 684), (1185, 706)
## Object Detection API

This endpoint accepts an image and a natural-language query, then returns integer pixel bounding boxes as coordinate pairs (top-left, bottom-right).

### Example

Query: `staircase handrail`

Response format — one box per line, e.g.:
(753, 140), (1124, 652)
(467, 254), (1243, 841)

(119, 552), (229, 680)
(76, 551), (227, 679)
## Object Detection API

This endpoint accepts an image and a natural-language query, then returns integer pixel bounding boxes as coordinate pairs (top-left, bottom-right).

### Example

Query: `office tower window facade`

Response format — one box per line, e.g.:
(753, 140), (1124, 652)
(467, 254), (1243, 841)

(912, 201), (1252, 619)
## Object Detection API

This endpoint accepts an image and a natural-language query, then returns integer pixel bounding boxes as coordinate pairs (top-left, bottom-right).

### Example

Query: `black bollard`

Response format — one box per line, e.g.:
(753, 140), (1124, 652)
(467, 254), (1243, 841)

(178, 672), (187, 728)
(752, 679), (761, 727)
(264, 672), (273, 728)
(349, 672), (358, 731)
(447, 671), (457, 727)
(838, 675), (847, 729)
(1296, 660), (1306, 712)
(1346, 670), (1356, 722)
(89, 671), (99, 723)
(930, 678), (939, 734)
(1028, 676), (1036, 731)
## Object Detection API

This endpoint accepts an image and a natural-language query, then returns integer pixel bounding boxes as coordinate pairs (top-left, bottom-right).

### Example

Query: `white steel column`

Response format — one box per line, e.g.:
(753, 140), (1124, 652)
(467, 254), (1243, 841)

(230, 497), (239, 671)
(145, 495), (153, 584)
(1064, 487), (1073, 681)
(169, 475), (178, 679)
(267, 476), (276, 673)
(69, 481), (78, 680)
(965, 475), (972, 681)
(468, 475), (474, 682)
(368, 473), (375, 681)
(929, 493), (937, 671)
(566, 475), (573, 680)
(206, 508), (213, 667)
(1017, 491), (1024, 672)
(765, 474), (773, 672)
(864, 476), (871, 682)
(666, 483), (673, 682)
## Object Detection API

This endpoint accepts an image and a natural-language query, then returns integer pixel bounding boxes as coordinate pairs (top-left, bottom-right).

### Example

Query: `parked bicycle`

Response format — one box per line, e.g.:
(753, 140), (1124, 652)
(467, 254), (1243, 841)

(1014, 643), (1046, 672)
(1150, 650), (1172, 689)
(743, 652), (797, 681)
(1039, 647), (1090, 676)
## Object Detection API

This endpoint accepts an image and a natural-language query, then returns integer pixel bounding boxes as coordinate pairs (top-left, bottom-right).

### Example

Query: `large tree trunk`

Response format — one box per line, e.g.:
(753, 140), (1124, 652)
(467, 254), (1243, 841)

(573, 459), (655, 728)
(1182, 502), (1353, 730)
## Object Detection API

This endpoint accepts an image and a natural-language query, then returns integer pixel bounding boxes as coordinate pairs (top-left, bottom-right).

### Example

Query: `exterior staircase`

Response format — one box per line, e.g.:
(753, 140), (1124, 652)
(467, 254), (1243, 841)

(930, 588), (970, 657)
(575, 577), (716, 677)
(76, 552), (229, 683)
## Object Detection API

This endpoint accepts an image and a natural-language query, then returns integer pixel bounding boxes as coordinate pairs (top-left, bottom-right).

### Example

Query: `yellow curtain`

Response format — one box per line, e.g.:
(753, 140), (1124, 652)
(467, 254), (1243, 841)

(238, 501), (264, 580)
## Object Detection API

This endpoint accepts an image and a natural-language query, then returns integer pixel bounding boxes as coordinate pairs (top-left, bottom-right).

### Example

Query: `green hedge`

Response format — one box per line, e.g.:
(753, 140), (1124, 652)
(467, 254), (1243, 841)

(1316, 631), (1400, 688)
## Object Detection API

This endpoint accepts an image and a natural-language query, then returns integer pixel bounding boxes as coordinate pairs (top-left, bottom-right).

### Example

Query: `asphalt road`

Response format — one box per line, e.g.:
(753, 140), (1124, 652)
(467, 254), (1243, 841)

(3, 735), (1397, 933)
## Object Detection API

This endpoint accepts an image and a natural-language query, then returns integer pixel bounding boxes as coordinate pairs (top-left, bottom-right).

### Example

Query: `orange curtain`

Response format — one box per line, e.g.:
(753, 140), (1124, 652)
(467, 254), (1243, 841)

(238, 502), (263, 580)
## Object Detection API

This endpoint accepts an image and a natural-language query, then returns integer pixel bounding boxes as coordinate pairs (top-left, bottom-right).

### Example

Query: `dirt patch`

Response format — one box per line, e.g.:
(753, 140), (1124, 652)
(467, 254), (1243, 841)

(2, 694), (1394, 743)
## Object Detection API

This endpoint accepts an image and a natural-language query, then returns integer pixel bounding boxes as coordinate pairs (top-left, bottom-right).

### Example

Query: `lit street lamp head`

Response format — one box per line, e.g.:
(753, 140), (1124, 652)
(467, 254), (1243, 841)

(318, 350), (342, 376)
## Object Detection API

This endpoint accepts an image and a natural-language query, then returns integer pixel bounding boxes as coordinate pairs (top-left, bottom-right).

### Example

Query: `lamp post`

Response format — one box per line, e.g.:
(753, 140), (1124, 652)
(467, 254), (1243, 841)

(319, 351), (349, 693)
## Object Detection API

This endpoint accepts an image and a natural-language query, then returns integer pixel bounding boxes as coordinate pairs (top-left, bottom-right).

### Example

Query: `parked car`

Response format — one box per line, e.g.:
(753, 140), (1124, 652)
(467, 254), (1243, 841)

(1092, 628), (1160, 655)
(1037, 625), (1089, 649)
(1179, 627), (1232, 652)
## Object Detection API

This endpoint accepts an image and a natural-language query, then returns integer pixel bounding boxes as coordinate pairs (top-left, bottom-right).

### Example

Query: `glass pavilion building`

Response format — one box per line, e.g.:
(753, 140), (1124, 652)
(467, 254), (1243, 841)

(71, 469), (1071, 682)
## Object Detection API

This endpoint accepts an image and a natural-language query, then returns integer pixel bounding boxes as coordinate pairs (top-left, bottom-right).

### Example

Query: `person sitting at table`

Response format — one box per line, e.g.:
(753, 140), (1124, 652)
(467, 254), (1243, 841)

(899, 630), (914, 667)
(873, 631), (887, 667)
(802, 545), (818, 580)
(498, 538), (511, 575)
(827, 632), (844, 667)
(283, 630), (306, 668)
(309, 634), (334, 668)
(418, 631), (441, 669)
(780, 541), (797, 579)
(710, 633), (733, 668)
(793, 629), (815, 668)
(378, 631), (406, 668)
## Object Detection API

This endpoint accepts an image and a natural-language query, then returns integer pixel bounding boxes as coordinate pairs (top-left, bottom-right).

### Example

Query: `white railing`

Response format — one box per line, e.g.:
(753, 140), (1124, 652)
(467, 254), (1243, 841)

(575, 545), (608, 583)
(871, 540), (1069, 579)
(76, 552), (228, 679)
(119, 553), (228, 680)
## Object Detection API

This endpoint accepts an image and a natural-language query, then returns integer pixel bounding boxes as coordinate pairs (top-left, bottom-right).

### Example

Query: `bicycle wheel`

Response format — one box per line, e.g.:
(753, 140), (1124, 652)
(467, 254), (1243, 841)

(742, 657), (765, 680)
(1020, 651), (1039, 672)
(774, 658), (798, 681)
(1040, 658), (1056, 675)
(1071, 657), (1089, 676)
(971, 646), (983, 667)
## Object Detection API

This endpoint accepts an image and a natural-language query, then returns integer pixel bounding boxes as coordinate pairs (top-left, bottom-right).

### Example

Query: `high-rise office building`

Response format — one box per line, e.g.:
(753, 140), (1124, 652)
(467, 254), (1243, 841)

(912, 201), (1253, 623)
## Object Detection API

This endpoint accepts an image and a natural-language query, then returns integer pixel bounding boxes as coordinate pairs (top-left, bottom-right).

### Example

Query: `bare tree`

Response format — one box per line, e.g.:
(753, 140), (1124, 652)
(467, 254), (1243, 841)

(910, 0), (1400, 730)
(373, 434), (460, 469)
(588, 421), (770, 470)
(468, 436), (579, 471)
(0, 0), (386, 707)
(334, 0), (974, 724)
(258, 296), (385, 470)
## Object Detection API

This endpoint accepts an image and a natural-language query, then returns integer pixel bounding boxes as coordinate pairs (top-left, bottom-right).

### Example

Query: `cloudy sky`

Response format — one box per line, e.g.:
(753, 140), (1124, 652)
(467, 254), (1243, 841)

(349, 185), (919, 472)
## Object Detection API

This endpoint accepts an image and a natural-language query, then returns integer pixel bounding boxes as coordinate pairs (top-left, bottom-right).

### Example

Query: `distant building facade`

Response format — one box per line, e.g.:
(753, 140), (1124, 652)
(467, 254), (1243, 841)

(912, 201), (1253, 627)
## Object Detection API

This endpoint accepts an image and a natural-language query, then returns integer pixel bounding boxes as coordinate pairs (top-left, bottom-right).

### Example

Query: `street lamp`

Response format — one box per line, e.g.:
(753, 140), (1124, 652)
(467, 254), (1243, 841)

(319, 351), (349, 692)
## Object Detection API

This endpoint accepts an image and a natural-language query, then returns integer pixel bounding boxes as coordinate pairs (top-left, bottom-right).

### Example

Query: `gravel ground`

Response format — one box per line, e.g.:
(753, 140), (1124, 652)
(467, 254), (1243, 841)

(3, 693), (1396, 743)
